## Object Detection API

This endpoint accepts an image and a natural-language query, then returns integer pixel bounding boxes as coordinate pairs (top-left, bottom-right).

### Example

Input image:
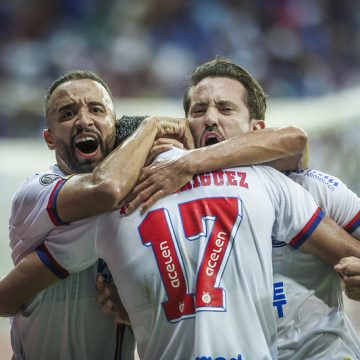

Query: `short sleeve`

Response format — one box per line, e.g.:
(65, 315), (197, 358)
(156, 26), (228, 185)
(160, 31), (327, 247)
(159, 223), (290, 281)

(36, 214), (102, 277)
(9, 171), (69, 264)
(289, 169), (360, 240)
(258, 166), (324, 249)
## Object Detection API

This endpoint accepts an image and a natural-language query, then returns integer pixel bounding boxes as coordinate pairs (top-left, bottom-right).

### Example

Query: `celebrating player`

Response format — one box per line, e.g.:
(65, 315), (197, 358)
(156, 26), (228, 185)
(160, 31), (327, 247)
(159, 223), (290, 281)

(124, 59), (360, 359)
(7, 70), (193, 360)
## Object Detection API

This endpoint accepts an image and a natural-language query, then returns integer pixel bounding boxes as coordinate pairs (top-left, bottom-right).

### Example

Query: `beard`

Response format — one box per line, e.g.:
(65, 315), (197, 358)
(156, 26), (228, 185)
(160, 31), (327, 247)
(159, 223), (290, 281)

(56, 129), (112, 174)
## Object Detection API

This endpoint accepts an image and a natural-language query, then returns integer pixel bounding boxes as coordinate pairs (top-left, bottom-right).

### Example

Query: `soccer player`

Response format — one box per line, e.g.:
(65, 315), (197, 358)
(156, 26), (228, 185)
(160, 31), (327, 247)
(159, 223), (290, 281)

(7, 70), (193, 360)
(124, 59), (360, 359)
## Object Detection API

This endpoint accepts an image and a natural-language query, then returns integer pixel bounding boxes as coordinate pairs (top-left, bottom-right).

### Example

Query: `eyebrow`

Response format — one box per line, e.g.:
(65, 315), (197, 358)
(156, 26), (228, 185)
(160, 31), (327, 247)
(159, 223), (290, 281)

(215, 100), (238, 108)
(58, 103), (75, 113)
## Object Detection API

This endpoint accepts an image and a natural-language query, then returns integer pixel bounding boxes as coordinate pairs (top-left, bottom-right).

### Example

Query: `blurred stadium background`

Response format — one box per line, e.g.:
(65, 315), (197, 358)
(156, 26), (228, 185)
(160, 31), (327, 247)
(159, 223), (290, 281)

(0, 0), (359, 358)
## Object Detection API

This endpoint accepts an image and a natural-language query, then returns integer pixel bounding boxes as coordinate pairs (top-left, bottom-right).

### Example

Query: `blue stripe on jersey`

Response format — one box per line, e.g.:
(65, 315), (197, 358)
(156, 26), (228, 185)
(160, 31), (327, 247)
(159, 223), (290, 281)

(289, 208), (325, 249)
(345, 210), (360, 234)
(46, 178), (69, 226)
(36, 244), (69, 279)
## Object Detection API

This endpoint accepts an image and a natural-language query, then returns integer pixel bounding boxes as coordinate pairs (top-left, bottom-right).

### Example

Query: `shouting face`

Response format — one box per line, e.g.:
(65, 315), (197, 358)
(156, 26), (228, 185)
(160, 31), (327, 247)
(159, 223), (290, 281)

(187, 77), (263, 148)
(44, 79), (116, 174)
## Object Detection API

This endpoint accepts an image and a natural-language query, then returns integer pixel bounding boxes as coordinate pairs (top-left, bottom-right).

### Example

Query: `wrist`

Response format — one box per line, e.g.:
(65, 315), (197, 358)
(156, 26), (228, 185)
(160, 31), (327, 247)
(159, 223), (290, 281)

(180, 149), (201, 176)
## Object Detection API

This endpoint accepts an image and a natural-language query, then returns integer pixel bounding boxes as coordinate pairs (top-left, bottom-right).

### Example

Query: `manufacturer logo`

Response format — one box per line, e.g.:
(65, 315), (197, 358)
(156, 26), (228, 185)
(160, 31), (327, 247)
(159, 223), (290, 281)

(39, 174), (61, 186)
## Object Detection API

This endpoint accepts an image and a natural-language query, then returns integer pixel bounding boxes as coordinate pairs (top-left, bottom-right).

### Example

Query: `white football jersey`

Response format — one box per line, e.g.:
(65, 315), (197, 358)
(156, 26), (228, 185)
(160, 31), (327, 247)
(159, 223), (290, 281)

(39, 150), (324, 360)
(9, 165), (133, 360)
(273, 168), (360, 359)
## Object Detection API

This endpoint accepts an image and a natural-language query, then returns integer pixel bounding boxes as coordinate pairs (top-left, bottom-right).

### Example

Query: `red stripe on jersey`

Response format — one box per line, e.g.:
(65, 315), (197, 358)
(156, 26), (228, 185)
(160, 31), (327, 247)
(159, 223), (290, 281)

(289, 207), (325, 249)
(36, 244), (70, 279)
(46, 179), (69, 226)
(344, 210), (360, 234)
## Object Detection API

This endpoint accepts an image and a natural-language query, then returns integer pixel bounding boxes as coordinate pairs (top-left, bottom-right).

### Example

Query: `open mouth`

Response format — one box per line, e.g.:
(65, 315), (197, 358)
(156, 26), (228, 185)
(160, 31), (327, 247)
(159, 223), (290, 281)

(74, 136), (100, 157)
(201, 131), (223, 147)
(205, 136), (219, 146)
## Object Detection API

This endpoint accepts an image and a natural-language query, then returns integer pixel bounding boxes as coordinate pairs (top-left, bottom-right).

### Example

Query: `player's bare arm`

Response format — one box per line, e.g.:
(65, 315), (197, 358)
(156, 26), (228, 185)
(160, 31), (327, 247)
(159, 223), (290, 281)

(0, 253), (57, 316)
(335, 256), (360, 301)
(299, 216), (360, 265)
(57, 116), (193, 223)
(125, 125), (307, 214)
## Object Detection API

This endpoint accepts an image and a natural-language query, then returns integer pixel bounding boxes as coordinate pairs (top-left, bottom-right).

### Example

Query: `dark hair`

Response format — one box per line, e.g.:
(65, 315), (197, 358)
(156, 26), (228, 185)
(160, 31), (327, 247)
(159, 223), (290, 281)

(44, 70), (113, 118)
(183, 58), (267, 119)
(115, 115), (148, 146)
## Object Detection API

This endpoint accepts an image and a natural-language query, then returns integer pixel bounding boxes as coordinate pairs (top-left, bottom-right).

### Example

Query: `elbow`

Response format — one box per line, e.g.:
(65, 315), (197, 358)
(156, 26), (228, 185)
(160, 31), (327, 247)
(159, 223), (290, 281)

(93, 179), (127, 209)
(283, 126), (308, 155)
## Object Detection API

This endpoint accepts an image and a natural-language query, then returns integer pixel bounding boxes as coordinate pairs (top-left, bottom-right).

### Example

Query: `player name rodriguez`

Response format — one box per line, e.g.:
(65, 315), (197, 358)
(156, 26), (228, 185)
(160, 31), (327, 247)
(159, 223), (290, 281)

(180, 170), (249, 192)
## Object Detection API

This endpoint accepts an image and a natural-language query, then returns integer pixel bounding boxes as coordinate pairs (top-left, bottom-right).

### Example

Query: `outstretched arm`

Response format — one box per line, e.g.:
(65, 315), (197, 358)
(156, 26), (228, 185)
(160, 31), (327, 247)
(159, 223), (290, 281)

(0, 252), (58, 316)
(56, 116), (193, 222)
(299, 216), (360, 266)
(125, 126), (307, 213)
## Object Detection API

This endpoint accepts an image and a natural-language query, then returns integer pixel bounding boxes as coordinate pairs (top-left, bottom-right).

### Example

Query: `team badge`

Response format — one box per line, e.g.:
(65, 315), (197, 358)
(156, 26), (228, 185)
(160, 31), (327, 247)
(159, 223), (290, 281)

(202, 292), (211, 304)
(39, 174), (61, 186)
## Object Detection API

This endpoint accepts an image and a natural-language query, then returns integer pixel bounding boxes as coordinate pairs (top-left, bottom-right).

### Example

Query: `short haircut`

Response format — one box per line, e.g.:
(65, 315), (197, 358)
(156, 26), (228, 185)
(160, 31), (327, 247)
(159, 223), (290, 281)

(115, 115), (148, 146)
(44, 70), (113, 118)
(183, 58), (267, 119)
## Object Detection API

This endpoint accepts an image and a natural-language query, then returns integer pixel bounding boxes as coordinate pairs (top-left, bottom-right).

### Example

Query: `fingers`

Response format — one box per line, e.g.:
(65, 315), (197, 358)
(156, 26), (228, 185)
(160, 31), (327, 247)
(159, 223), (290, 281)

(145, 144), (173, 166)
(139, 190), (165, 215)
(96, 274), (105, 290)
(334, 256), (360, 275)
(344, 285), (360, 301)
(342, 275), (360, 285)
(96, 284), (111, 306)
(126, 183), (159, 214)
(154, 138), (184, 148)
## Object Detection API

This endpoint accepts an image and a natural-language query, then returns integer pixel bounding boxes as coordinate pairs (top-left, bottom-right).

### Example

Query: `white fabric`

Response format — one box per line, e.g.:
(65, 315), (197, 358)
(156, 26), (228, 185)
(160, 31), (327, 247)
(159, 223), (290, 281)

(274, 169), (360, 359)
(43, 150), (323, 360)
(9, 165), (132, 360)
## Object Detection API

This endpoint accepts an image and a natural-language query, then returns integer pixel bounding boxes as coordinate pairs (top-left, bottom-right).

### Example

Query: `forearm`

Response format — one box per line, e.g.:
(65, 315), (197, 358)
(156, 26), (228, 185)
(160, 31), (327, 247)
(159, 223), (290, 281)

(58, 117), (159, 222)
(0, 253), (57, 316)
(181, 126), (307, 174)
(300, 216), (360, 265)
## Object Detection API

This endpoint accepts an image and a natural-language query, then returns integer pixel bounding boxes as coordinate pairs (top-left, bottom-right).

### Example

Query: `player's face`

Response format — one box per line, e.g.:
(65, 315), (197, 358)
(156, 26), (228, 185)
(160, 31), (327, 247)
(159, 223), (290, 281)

(44, 79), (116, 174)
(187, 77), (261, 148)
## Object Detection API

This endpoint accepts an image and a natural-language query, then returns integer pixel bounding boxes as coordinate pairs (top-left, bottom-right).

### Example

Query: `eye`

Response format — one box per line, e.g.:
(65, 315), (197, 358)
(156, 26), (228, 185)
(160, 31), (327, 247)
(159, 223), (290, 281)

(220, 107), (233, 114)
(191, 108), (205, 116)
(61, 110), (75, 120)
(91, 105), (104, 114)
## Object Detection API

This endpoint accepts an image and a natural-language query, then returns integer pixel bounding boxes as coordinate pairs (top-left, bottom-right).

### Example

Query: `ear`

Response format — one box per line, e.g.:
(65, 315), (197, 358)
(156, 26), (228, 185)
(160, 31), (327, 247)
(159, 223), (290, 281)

(250, 119), (265, 131)
(43, 129), (55, 150)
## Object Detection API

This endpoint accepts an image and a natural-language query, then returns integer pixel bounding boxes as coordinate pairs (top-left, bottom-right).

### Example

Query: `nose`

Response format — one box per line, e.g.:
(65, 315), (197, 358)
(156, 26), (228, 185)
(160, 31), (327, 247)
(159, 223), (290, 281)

(203, 107), (220, 127)
(75, 108), (95, 128)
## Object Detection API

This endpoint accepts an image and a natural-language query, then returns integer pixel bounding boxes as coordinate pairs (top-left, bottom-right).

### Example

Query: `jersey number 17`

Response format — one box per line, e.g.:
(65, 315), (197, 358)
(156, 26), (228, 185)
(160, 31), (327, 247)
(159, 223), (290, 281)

(138, 197), (243, 322)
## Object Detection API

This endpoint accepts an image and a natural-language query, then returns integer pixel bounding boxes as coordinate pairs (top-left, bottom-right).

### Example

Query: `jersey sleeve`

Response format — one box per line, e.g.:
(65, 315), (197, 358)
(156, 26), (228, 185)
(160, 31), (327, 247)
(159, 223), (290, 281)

(9, 172), (69, 264)
(35, 214), (102, 278)
(258, 166), (324, 249)
(289, 169), (360, 240)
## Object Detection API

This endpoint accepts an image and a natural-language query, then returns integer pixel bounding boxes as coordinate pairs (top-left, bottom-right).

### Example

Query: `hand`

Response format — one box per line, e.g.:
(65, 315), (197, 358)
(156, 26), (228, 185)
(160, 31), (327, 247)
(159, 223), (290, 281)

(145, 137), (185, 166)
(149, 116), (195, 150)
(96, 275), (130, 325)
(123, 153), (194, 214)
(334, 256), (360, 301)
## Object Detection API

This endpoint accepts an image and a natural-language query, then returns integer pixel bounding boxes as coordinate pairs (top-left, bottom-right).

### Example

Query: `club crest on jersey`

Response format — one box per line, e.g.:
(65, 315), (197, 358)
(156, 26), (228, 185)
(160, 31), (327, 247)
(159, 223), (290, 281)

(202, 292), (211, 304)
(39, 174), (61, 186)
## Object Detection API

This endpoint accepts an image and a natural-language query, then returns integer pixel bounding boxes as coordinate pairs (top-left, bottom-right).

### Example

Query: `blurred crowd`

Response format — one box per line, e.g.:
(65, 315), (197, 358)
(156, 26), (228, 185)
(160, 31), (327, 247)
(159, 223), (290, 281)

(1, 0), (360, 135)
